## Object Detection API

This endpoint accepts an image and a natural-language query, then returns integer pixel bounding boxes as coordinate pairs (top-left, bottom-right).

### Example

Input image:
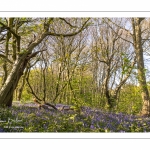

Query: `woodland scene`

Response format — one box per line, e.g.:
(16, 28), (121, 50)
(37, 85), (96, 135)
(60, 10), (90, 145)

(0, 18), (150, 132)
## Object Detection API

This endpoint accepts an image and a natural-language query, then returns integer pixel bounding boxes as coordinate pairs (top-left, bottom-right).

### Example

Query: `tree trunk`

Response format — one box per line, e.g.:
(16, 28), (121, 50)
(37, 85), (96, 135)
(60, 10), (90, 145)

(106, 90), (115, 110)
(132, 18), (150, 116)
(17, 68), (28, 101)
(0, 56), (28, 107)
(103, 65), (115, 110)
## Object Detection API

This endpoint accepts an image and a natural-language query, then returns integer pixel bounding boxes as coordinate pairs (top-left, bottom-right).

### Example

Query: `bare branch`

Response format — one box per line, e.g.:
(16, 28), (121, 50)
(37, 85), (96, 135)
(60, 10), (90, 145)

(59, 18), (78, 28)
(26, 71), (42, 102)
(103, 19), (134, 45)
(105, 18), (133, 36)
(0, 21), (20, 39)
(27, 18), (90, 56)
(26, 49), (47, 60)
(0, 54), (13, 64)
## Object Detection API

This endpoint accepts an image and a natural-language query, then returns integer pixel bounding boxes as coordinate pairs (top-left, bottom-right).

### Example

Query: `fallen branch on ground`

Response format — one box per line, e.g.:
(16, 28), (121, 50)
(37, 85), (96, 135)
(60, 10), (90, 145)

(33, 98), (57, 110)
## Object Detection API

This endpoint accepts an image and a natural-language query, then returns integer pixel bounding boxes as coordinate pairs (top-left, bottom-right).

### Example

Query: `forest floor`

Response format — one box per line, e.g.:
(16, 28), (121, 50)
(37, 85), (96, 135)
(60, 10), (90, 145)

(0, 101), (150, 132)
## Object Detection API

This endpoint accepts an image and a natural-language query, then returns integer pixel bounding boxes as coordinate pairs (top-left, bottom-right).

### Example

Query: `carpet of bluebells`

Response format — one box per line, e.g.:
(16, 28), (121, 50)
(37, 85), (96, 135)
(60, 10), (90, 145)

(0, 102), (150, 132)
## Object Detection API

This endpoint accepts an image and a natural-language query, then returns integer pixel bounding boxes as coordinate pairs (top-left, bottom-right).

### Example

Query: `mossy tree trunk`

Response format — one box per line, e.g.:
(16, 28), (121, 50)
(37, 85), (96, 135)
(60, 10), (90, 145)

(132, 18), (150, 116)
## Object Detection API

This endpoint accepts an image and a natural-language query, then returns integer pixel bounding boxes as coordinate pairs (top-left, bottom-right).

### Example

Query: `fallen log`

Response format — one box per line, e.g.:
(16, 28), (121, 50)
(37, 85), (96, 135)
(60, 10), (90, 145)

(60, 105), (74, 111)
(33, 98), (57, 110)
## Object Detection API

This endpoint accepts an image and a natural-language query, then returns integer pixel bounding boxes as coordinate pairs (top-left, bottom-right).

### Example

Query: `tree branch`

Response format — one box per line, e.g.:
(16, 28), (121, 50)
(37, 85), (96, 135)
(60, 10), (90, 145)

(0, 21), (19, 39)
(26, 49), (47, 60)
(59, 18), (78, 28)
(26, 68), (58, 110)
(103, 18), (134, 45)
(26, 70), (42, 101)
(114, 56), (136, 96)
(0, 54), (13, 64)
(27, 18), (90, 57)
(105, 18), (133, 36)
(46, 18), (90, 37)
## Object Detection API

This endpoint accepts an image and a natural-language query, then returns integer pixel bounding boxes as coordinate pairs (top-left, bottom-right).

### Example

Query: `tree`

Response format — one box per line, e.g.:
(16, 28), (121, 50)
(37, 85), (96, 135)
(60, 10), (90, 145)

(91, 18), (136, 110)
(132, 18), (150, 116)
(0, 18), (90, 107)
(104, 18), (150, 115)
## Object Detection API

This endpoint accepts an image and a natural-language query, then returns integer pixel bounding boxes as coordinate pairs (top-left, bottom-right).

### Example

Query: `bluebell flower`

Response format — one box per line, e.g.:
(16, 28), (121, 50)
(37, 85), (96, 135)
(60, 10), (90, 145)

(0, 127), (5, 132)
